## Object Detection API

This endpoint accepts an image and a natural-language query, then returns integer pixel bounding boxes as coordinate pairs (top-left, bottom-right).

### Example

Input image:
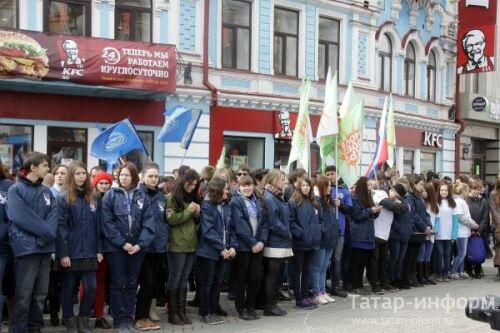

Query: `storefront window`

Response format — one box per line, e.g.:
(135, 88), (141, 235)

(223, 136), (264, 171)
(0, 124), (33, 174)
(403, 149), (414, 175)
(45, 0), (90, 36)
(48, 127), (87, 166)
(273, 139), (320, 174)
(0, 0), (17, 29)
(420, 151), (436, 176)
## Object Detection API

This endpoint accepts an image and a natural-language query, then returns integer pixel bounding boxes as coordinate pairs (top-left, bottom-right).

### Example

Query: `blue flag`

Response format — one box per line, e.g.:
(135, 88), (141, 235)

(158, 105), (202, 149)
(91, 119), (146, 164)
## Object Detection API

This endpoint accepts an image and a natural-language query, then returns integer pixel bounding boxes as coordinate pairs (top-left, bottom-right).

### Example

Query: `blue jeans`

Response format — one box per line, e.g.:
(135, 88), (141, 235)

(310, 248), (333, 294)
(60, 270), (96, 318)
(0, 256), (7, 326)
(197, 256), (228, 315)
(389, 239), (408, 282)
(330, 236), (343, 290)
(107, 251), (145, 328)
(435, 240), (452, 277)
(416, 240), (434, 263)
(451, 238), (468, 274)
(166, 252), (194, 290)
(11, 253), (51, 333)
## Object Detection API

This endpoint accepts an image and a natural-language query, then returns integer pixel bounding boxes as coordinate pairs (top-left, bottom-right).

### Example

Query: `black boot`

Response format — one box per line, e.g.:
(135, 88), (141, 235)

(416, 263), (427, 285)
(424, 263), (436, 285)
(62, 317), (78, 333)
(177, 288), (192, 325)
(76, 316), (92, 333)
(167, 289), (184, 325)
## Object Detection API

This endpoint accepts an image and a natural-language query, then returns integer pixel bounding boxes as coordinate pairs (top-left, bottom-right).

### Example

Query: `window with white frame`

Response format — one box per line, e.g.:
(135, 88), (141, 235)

(273, 7), (298, 77)
(45, 0), (90, 36)
(427, 49), (436, 102)
(222, 0), (251, 70)
(404, 42), (416, 97)
(378, 33), (392, 92)
(318, 16), (339, 80)
(115, 0), (152, 42)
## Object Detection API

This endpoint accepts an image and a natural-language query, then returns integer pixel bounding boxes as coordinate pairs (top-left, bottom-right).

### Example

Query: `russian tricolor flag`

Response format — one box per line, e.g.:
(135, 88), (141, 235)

(366, 96), (389, 178)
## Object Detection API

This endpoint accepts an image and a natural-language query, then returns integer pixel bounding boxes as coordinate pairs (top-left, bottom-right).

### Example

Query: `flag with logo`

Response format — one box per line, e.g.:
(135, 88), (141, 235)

(337, 85), (364, 188)
(287, 79), (312, 173)
(90, 118), (146, 164)
(386, 94), (396, 168)
(316, 68), (338, 172)
(158, 105), (202, 150)
(216, 146), (226, 169)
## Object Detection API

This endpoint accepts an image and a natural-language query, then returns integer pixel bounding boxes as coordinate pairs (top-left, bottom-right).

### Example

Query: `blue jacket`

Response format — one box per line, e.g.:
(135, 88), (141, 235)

(0, 179), (14, 257)
(7, 176), (58, 257)
(261, 190), (292, 249)
(350, 196), (377, 243)
(196, 200), (237, 261)
(100, 187), (155, 253)
(55, 190), (100, 259)
(319, 200), (339, 249)
(406, 192), (430, 233)
(140, 184), (169, 253)
(331, 185), (352, 235)
(389, 197), (413, 242)
(288, 197), (322, 251)
(230, 193), (266, 252)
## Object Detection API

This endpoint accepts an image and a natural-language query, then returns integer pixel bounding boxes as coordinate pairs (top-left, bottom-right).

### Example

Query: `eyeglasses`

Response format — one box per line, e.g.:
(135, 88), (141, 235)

(237, 173), (248, 176)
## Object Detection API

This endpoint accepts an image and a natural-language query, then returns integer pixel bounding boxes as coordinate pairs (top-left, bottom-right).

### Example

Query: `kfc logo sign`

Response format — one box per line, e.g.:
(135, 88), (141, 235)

(423, 132), (443, 148)
(60, 39), (85, 79)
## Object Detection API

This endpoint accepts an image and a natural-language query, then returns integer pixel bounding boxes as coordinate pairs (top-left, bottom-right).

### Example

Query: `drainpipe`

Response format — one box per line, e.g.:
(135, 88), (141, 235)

(203, 0), (218, 106)
(454, 73), (465, 178)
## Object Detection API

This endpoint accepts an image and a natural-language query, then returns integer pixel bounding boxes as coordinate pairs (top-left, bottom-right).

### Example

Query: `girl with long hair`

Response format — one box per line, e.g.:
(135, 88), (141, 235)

(100, 163), (155, 332)
(51, 164), (68, 198)
(419, 182), (439, 285)
(350, 177), (381, 295)
(466, 180), (489, 278)
(310, 175), (337, 304)
(55, 161), (101, 332)
(288, 176), (321, 309)
(165, 169), (201, 325)
(435, 181), (458, 281)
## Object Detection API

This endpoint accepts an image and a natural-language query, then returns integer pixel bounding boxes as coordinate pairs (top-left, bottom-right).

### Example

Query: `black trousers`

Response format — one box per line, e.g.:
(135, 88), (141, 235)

(403, 242), (420, 281)
(368, 238), (389, 286)
(135, 253), (164, 320)
(292, 250), (314, 302)
(263, 258), (284, 306)
(233, 251), (263, 313)
(350, 248), (373, 289)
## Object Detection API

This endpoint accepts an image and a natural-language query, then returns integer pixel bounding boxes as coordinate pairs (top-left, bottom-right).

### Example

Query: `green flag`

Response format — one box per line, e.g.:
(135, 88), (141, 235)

(337, 96), (364, 188)
(216, 146), (226, 169)
(287, 79), (312, 173)
(317, 68), (338, 172)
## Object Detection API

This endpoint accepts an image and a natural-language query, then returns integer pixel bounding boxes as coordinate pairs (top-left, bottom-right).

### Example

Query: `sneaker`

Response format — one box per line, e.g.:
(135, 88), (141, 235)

(459, 272), (470, 279)
(246, 308), (260, 320)
(350, 288), (371, 296)
(322, 292), (336, 303)
(331, 289), (348, 298)
(134, 319), (151, 331)
(238, 310), (254, 321)
(449, 273), (460, 280)
(313, 294), (328, 305)
(381, 284), (399, 292)
(305, 298), (318, 308)
(296, 299), (315, 310)
(203, 314), (225, 325)
(371, 285), (384, 295)
(263, 305), (287, 316)
(145, 319), (160, 330)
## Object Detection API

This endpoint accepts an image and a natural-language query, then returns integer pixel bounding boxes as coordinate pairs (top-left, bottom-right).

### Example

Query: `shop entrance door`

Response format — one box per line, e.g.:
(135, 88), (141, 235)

(471, 139), (486, 179)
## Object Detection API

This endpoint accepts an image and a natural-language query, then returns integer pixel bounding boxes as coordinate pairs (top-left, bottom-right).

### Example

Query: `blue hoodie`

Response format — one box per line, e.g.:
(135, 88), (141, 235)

(55, 190), (101, 259)
(0, 179), (15, 257)
(196, 200), (237, 261)
(100, 187), (156, 253)
(139, 184), (169, 253)
(7, 175), (58, 257)
(331, 185), (352, 236)
(260, 189), (292, 249)
(230, 193), (266, 252)
(288, 197), (322, 251)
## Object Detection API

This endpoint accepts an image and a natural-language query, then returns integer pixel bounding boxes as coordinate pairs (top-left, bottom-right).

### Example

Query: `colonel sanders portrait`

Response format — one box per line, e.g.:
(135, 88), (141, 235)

(61, 39), (85, 67)
(457, 29), (495, 74)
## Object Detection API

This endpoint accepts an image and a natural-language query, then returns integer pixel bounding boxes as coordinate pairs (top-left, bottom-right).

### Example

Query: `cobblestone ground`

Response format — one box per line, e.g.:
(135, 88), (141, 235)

(19, 259), (500, 332)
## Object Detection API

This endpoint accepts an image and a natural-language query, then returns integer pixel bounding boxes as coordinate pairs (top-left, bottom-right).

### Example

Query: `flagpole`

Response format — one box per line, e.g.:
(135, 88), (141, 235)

(179, 148), (188, 167)
(335, 134), (339, 218)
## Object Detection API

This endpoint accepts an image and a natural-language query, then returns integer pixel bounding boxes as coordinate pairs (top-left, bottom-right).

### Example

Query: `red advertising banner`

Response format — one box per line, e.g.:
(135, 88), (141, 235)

(0, 29), (177, 92)
(457, 0), (497, 74)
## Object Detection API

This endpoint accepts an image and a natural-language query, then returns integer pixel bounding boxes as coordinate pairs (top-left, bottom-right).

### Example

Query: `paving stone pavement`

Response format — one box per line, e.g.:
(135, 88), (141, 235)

(11, 259), (500, 332)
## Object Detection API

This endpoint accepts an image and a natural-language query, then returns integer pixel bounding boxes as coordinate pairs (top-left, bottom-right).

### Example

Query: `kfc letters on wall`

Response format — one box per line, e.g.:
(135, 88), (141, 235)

(0, 29), (176, 92)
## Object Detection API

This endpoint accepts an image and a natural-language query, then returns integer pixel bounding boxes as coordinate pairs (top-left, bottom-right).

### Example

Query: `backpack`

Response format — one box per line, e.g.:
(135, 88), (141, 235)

(466, 235), (486, 264)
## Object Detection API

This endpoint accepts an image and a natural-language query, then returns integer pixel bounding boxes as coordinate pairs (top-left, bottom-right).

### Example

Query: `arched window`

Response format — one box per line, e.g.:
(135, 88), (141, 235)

(115, 0), (152, 42)
(427, 50), (437, 102)
(378, 33), (392, 92)
(404, 42), (416, 97)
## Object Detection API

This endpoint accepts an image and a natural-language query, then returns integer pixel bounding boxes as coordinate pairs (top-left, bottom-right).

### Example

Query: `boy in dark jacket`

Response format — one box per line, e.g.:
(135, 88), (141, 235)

(7, 152), (58, 333)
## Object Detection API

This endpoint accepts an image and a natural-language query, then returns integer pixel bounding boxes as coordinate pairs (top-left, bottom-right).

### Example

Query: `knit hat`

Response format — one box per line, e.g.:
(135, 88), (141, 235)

(393, 183), (407, 198)
(92, 171), (113, 188)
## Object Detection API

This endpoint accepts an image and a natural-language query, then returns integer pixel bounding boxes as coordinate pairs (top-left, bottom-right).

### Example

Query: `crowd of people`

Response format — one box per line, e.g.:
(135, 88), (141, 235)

(0, 151), (499, 333)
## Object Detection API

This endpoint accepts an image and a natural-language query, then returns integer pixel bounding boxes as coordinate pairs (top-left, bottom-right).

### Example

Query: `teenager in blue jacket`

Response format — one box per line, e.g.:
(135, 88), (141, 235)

(260, 169), (292, 317)
(196, 178), (237, 325)
(0, 160), (14, 326)
(288, 176), (321, 309)
(100, 163), (155, 332)
(55, 161), (102, 332)
(134, 163), (169, 330)
(310, 175), (337, 305)
(7, 152), (58, 333)
(231, 174), (266, 321)
(349, 177), (381, 295)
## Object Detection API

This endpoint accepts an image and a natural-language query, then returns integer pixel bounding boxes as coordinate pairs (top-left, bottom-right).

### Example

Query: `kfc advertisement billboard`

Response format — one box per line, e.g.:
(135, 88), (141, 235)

(457, 0), (497, 74)
(0, 29), (177, 92)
